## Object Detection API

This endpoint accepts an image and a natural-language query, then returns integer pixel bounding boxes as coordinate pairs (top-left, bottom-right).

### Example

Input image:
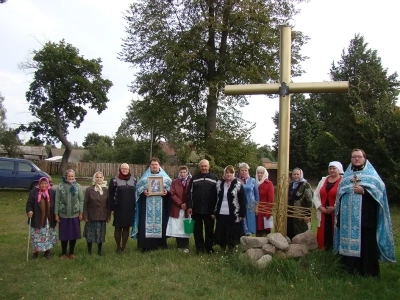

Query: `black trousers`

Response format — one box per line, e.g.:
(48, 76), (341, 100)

(192, 214), (215, 252)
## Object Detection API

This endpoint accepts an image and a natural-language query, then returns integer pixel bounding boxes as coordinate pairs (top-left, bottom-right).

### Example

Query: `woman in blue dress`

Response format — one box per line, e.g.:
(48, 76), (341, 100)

(237, 162), (259, 235)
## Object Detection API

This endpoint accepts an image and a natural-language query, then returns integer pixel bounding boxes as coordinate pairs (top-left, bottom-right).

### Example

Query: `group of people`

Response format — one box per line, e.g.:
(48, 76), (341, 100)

(25, 150), (396, 277)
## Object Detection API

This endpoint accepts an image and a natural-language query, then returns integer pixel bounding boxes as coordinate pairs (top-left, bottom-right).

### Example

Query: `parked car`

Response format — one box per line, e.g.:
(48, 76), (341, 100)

(0, 157), (51, 190)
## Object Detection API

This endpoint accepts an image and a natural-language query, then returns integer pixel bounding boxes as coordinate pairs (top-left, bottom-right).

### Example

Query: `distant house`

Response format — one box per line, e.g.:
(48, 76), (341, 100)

(0, 145), (47, 160)
(159, 141), (178, 164)
(48, 148), (88, 162)
(262, 158), (278, 186)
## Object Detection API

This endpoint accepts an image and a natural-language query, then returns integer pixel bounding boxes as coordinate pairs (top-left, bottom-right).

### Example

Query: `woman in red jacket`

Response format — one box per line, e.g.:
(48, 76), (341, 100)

(255, 166), (274, 237)
(313, 161), (343, 249)
(166, 165), (192, 252)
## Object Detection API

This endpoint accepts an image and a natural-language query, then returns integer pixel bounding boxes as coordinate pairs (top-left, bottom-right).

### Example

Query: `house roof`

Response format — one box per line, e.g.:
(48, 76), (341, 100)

(0, 145), (47, 157)
(160, 141), (176, 156)
(49, 148), (88, 162)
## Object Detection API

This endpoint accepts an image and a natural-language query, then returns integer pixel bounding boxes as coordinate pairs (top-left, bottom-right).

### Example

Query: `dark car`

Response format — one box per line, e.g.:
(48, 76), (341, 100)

(0, 157), (51, 190)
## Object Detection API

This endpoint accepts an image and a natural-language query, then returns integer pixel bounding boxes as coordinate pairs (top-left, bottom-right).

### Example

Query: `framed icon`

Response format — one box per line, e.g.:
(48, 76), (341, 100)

(147, 176), (164, 196)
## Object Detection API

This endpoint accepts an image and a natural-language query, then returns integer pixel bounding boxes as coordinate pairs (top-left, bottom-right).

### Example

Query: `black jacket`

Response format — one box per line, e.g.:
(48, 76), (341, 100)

(186, 172), (218, 214)
(215, 179), (246, 223)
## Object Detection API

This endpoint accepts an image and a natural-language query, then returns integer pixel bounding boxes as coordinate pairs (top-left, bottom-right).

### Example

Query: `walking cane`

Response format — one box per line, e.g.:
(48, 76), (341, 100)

(26, 217), (31, 262)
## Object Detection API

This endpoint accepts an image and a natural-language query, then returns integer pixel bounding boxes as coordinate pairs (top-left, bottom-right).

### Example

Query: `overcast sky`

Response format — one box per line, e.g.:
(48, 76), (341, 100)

(1, 0), (399, 147)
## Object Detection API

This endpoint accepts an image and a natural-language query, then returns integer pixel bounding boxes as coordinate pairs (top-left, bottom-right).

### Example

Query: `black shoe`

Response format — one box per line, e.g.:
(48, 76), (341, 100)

(44, 250), (51, 259)
(32, 252), (39, 259)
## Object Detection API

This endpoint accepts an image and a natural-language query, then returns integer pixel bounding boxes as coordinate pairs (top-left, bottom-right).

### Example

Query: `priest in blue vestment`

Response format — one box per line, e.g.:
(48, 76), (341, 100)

(132, 158), (172, 252)
(334, 149), (396, 277)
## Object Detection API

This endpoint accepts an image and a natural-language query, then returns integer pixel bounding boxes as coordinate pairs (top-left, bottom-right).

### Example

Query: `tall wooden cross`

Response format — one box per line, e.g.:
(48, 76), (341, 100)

(224, 26), (349, 236)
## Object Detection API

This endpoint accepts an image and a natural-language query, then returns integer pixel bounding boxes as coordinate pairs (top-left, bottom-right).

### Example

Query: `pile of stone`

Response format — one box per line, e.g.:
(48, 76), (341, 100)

(240, 230), (318, 268)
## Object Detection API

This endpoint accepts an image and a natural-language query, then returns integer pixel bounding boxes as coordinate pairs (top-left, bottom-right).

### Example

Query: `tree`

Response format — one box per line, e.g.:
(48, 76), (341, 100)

(0, 128), (22, 157)
(257, 144), (276, 162)
(19, 40), (113, 174)
(83, 132), (113, 148)
(272, 94), (323, 175)
(119, 0), (308, 157)
(0, 92), (6, 134)
(0, 0), (8, 4)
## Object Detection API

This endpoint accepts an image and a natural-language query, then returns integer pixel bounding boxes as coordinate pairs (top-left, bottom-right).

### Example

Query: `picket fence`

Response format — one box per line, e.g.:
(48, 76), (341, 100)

(33, 161), (197, 179)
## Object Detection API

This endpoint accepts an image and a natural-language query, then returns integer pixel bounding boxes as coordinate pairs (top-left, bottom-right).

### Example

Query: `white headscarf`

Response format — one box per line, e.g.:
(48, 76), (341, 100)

(329, 161), (344, 175)
(255, 166), (269, 186)
(92, 171), (107, 195)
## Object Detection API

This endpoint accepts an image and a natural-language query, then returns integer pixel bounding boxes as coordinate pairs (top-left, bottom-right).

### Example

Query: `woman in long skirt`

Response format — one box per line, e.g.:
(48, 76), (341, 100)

(83, 172), (110, 256)
(213, 165), (246, 251)
(55, 169), (84, 259)
(26, 177), (57, 259)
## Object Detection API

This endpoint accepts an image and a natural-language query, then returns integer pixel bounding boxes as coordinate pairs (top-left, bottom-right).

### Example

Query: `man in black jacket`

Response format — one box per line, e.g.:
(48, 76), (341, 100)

(187, 159), (218, 253)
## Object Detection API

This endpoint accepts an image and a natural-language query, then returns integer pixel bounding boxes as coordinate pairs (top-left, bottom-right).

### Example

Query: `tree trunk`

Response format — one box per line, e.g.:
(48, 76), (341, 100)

(54, 110), (72, 175)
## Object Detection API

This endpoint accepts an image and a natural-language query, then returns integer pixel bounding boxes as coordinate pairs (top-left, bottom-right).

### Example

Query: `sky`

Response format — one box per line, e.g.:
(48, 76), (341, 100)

(1, 0), (399, 148)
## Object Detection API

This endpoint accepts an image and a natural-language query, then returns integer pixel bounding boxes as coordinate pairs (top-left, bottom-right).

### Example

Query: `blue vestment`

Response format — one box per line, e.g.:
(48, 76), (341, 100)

(333, 160), (395, 263)
(132, 168), (171, 239)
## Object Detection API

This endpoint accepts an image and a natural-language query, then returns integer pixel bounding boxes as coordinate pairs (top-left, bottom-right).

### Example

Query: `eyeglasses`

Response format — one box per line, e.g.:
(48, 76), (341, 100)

(351, 155), (364, 159)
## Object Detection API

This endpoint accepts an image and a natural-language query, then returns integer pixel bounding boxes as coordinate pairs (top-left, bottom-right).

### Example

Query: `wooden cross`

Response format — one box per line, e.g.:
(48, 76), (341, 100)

(224, 26), (349, 236)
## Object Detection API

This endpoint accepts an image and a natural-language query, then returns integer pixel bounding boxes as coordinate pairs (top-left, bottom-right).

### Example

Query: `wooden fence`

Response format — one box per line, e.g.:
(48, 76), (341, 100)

(33, 161), (197, 179)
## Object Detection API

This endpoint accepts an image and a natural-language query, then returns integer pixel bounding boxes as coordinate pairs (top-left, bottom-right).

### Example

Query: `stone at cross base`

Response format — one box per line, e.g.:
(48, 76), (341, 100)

(224, 26), (349, 236)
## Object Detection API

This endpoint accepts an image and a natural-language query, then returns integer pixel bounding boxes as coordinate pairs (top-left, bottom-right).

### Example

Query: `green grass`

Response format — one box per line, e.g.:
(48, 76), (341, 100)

(1, 189), (399, 300)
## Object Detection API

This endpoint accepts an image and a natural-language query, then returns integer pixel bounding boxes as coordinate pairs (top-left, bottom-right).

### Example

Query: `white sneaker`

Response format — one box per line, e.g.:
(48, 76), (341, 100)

(183, 248), (189, 253)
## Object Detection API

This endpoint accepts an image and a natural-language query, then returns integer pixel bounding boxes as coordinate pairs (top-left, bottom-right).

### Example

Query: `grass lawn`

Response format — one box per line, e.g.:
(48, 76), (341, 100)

(0, 189), (399, 300)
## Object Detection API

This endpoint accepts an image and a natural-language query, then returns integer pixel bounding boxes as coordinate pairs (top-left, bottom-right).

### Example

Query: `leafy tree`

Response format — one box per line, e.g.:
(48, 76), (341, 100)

(83, 132), (113, 148)
(257, 144), (276, 162)
(119, 0), (308, 157)
(0, 92), (6, 134)
(19, 40), (113, 174)
(25, 137), (43, 146)
(272, 94), (323, 175)
(0, 128), (22, 157)
(84, 139), (116, 163)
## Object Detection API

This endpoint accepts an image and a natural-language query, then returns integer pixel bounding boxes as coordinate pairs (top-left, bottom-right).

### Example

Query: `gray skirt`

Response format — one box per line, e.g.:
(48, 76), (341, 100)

(83, 221), (106, 243)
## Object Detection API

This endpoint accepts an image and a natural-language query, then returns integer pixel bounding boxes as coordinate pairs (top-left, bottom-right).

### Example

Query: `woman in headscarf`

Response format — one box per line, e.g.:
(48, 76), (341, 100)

(108, 163), (136, 254)
(287, 168), (313, 239)
(55, 169), (84, 259)
(213, 165), (246, 252)
(166, 165), (191, 252)
(83, 171), (110, 256)
(255, 166), (274, 237)
(26, 177), (57, 259)
(313, 161), (343, 250)
(237, 162), (259, 235)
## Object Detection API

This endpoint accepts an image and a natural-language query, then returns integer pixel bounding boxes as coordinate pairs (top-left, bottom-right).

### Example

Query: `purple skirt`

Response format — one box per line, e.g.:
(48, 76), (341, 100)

(59, 217), (81, 241)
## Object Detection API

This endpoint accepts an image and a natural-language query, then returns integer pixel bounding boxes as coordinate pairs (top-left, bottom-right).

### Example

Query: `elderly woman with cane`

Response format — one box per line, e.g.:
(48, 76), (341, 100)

(26, 177), (57, 259)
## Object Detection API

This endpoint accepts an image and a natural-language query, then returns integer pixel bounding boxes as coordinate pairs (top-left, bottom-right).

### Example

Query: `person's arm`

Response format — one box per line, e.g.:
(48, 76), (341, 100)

(78, 185), (84, 221)
(312, 178), (325, 213)
(303, 183), (313, 221)
(253, 178), (260, 201)
(54, 186), (60, 222)
(104, 188), (111, 222)
(186, 176), (194, 214)
(266, 182), (274, 219)
(169, 181), (182, 207)
(238, 185), (246, 219)
(108, 179), (116, 214)
(26, 190), (34, 218)
(83, 187), (90, 222)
